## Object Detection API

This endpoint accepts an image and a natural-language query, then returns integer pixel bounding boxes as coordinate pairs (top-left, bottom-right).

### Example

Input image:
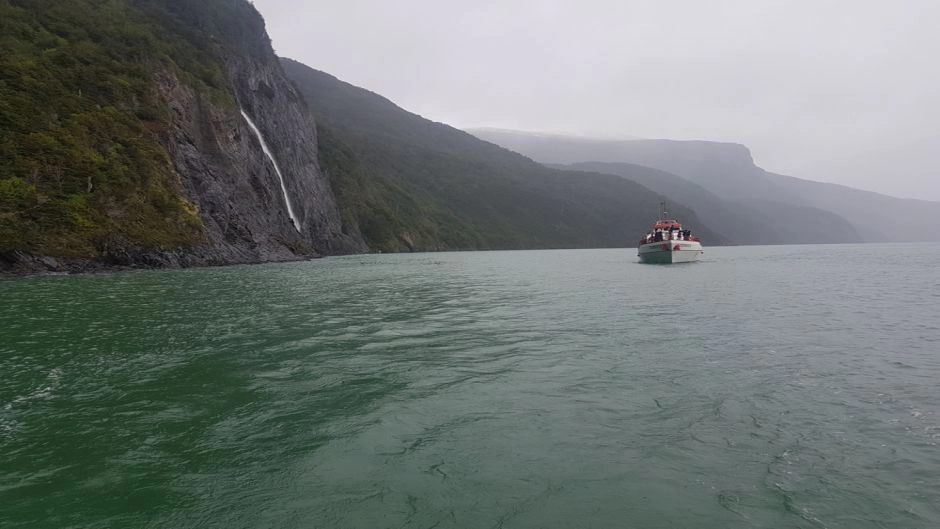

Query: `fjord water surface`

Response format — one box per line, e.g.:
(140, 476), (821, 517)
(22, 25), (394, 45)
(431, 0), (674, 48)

(2, 245), (939, 528)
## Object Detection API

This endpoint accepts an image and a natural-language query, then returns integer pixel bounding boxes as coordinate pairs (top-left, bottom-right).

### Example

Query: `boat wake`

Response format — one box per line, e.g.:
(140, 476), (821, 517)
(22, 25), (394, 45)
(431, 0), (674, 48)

(1, 368), (63, 439)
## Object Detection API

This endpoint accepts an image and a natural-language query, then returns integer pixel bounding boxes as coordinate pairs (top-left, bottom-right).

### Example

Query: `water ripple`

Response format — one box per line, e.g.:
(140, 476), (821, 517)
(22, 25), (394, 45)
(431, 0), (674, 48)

(1, 246), (939, 528)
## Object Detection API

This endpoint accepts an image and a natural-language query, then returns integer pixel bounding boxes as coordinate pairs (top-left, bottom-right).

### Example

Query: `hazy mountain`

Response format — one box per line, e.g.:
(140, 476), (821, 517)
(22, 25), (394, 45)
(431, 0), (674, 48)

(466, 129), (795, 201)
(469, 129), (936, 243)
(766, 174), (940, 243)
(555, 162), (859, 245)
(281, 59), (727, 252)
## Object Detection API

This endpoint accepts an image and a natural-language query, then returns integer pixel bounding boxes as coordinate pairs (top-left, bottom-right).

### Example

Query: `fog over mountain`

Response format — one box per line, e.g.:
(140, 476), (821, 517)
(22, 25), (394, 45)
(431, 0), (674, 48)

(253, 0), (939, 201)
(469, 128), (940, 244)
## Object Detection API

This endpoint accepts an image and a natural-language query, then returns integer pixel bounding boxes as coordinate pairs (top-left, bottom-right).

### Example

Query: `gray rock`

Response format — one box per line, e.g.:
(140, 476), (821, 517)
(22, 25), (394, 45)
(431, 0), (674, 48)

(155, 48), (367, 266)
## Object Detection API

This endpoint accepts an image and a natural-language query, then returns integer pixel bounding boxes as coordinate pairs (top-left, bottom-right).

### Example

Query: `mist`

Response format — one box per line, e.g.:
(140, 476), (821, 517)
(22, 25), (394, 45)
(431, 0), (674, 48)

(253, 0), (940, 201)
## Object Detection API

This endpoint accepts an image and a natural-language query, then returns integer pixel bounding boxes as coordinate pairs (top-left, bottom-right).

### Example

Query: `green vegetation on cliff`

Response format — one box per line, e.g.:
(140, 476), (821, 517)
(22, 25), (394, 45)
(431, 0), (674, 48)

(0, 0), (270, 259)
(282, 59), (725, 252)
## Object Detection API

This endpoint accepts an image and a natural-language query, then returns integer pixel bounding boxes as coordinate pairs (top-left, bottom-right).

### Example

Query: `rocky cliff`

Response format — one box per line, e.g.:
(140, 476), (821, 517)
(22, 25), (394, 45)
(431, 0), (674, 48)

(0, 0), (363, 274)
(155, 51), (365, 266)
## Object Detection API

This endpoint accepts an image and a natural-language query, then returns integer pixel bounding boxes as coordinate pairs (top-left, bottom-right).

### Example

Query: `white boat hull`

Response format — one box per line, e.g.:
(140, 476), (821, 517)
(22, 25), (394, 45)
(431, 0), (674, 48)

(638, 241), (703, 264)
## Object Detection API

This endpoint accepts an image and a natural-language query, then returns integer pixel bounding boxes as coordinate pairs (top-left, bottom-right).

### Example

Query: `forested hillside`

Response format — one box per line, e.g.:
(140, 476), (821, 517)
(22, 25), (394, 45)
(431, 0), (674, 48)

(0, 0), (221, 257)
(1, 0), (358, 272)
(282, 59), (726, 252)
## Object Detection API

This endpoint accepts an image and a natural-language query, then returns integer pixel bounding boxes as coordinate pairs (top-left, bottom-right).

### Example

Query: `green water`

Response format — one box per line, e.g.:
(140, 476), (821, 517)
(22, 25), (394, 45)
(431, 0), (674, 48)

(2, 246), (939, 528)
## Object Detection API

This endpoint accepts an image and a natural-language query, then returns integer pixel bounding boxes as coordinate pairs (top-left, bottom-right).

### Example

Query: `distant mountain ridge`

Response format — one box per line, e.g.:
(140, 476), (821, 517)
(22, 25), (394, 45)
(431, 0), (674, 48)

(551, 162), (860, 245)
(470, 127), (643, 142)
(469, 129), (939, 244)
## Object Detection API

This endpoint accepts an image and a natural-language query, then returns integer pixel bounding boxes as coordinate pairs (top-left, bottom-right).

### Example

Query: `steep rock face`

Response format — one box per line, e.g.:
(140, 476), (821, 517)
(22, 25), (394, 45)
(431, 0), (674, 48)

(157, 54), (365, 267)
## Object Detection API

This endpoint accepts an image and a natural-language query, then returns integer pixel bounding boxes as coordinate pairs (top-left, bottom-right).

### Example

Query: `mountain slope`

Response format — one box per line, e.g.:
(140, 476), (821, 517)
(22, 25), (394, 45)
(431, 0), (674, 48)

(1, 0), (362, 273)
(281, 59), (727, 251)
(767, 173), (940, 243)
(470, 128), (940, 243)
(466, 129), (793, 200)
(559, 162), (860, 245)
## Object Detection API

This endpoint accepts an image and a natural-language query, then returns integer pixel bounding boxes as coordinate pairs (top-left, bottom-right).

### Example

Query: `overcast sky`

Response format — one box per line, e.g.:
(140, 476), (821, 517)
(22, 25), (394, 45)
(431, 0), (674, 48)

(253, 0), (939, 201)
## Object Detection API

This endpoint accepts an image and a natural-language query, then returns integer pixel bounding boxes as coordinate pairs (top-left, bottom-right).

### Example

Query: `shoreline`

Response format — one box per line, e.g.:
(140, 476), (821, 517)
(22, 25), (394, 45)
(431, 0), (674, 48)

(0, 250), (325, 279)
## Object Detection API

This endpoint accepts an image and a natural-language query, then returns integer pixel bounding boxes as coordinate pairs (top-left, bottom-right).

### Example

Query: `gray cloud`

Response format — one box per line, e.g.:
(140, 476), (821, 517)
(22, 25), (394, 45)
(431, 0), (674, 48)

(254, 0), (940, 200)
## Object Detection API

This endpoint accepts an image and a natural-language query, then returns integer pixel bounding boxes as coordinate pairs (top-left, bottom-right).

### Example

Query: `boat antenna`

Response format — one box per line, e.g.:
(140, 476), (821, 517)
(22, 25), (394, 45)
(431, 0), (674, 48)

(660, 201), (668, 220)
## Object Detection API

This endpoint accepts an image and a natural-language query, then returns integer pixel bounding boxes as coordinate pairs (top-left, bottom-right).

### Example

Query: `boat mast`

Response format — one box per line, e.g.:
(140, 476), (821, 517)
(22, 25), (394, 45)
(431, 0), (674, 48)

(660, 201), (667, 221)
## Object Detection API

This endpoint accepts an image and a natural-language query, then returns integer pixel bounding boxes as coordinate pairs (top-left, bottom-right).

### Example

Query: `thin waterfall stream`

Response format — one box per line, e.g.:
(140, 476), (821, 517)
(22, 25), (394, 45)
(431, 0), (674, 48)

(240, 108), (302, 232)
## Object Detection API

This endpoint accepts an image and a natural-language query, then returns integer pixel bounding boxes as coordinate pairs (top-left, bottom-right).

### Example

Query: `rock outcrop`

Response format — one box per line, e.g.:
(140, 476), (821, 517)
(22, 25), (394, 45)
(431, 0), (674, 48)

(155, 54), (366, 267)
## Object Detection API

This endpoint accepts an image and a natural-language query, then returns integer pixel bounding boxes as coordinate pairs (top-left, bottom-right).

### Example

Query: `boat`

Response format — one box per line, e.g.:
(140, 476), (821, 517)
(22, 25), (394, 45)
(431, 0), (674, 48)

(637, 203), (703, 264)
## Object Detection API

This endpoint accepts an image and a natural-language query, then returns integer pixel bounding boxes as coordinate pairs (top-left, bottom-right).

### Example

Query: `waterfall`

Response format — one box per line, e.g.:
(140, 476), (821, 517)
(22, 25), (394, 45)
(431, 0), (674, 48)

(240, 108), (302, 233)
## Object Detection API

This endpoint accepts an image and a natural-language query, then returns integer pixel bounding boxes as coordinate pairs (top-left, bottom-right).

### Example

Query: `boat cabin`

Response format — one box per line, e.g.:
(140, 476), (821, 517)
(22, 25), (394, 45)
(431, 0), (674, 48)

(653, 220), (682, 230)
(640, 220), (699, 245)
